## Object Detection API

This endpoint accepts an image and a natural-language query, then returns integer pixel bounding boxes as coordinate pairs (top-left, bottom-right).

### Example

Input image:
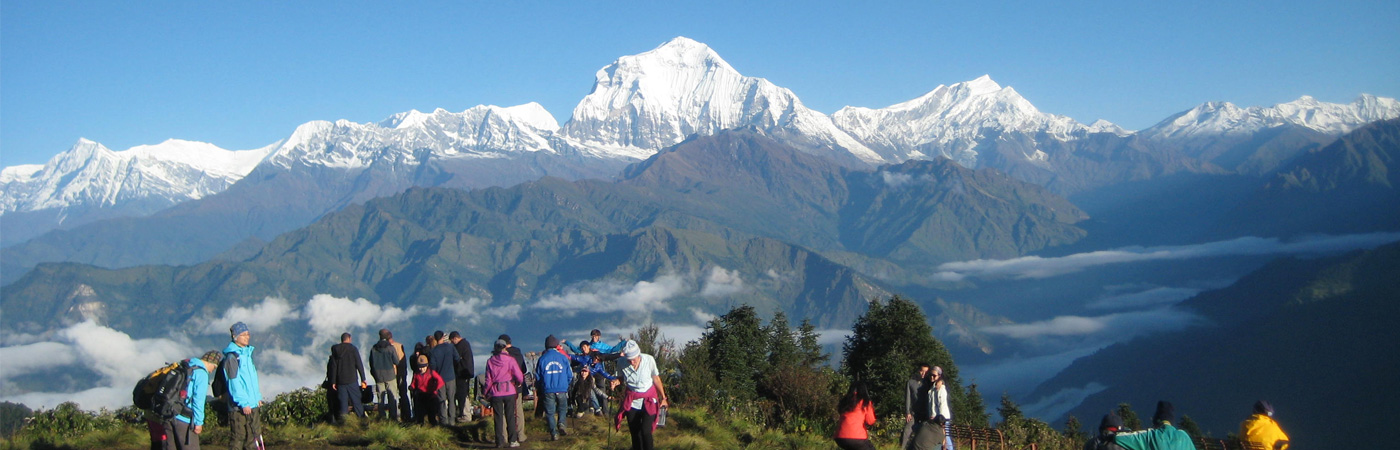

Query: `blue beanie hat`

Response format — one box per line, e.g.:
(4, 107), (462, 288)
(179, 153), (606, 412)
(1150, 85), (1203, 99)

(230, 322), (250, 337)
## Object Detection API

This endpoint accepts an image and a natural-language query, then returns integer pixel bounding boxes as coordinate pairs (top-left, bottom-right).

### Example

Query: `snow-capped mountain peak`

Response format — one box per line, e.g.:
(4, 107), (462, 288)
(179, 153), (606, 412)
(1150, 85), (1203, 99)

(562, 37), (881, 163)
(1144, 94), (1400, 140)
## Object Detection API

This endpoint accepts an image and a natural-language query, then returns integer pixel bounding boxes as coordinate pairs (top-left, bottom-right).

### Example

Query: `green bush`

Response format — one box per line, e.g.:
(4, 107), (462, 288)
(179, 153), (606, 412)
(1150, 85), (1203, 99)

(260, 387), (330, 427)
(18, 402), (126, 443)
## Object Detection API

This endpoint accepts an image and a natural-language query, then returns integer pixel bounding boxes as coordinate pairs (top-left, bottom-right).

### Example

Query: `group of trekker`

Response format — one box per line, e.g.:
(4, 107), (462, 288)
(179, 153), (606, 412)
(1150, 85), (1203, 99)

(835, 363), (1292, 450)
(1082, 400), (1289, 450)
(141, 321), (262, 450)
(315, 326), (668, 449)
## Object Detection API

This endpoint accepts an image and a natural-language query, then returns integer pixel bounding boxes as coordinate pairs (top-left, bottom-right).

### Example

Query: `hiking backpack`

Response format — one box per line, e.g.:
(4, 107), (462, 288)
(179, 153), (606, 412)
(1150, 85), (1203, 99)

(133, 359), (194, 420)
(210, 352), (231, 400)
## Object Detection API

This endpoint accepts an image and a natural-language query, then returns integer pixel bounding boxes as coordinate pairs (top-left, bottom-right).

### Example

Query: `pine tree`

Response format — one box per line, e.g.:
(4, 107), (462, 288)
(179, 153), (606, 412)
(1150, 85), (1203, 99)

(1179, 414), (1204, 437)
(764, 312), (800, 370)
(842, 295), (968, 420)
(998, 393), (1024, 425)
(796, 318), (828, 368)
(962, 383), (990, 428)
(1117, 403), (1142, 431)
(705, 305), (769, 399)
(1064, 415), (1086, 442)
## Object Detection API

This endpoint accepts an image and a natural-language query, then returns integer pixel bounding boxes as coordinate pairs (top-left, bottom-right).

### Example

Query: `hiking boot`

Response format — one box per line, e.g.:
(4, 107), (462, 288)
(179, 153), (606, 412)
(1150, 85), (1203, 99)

(559, 428), (568, 436)
(550, 433), (558, 441)
(508, 442), (520, 448)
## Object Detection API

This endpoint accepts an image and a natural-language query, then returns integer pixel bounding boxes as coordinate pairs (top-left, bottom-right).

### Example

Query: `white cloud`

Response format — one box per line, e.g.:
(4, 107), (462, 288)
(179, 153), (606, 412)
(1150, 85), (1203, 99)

(934, 232), (1400, 281)
(981, 308), (1202, 340)
(304, 294), (421, 346)
(531, 273), (688, 317)
(199, 296), (300, 335)
(1022, 382), (1109, 422)
(0, 320), (192, 410)
(815, 329), (852, 346)
(1086, 286), (1202, 310)
(432, 297), (522, 324)
(699, 266), (745, 298)
(0, 341), (75, 381)
(690, 308), (717, 324)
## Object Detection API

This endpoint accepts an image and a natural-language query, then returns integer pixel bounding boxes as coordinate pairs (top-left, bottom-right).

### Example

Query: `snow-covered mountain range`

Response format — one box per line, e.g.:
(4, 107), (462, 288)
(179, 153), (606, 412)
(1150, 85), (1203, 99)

(1, 138), (272, 217)
(4, 36), (1397, 243)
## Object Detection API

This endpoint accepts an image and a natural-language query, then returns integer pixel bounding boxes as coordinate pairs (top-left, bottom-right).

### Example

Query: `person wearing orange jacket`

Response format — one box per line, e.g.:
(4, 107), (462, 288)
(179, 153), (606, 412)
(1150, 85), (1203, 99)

(834, 382), (877, 450)
(1240, 401), (1289, 450)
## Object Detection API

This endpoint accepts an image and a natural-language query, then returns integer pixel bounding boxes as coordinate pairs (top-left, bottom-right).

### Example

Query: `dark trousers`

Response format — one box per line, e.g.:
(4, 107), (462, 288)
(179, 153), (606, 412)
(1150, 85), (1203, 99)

(625, 408), (655, 450)
(397, 378), (413, 420)
(835, 437), (876, 450)
(454, 376), (473, 421)
(228, 408), (261, 450)
(412, 392), (437, 424)
(161, 419), (199, 450)
(490, 395), (519, 447)
(336, 384), (366, 419)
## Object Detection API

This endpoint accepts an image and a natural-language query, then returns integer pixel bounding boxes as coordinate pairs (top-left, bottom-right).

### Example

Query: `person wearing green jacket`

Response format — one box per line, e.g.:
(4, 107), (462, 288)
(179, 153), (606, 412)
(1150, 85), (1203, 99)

(1114, 401), (1194, 450)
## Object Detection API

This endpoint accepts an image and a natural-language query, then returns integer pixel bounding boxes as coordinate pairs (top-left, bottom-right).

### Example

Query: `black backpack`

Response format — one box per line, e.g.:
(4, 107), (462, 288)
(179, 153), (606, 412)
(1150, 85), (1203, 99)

(133, 359), (194, 420)
(210, 352), (232, 400)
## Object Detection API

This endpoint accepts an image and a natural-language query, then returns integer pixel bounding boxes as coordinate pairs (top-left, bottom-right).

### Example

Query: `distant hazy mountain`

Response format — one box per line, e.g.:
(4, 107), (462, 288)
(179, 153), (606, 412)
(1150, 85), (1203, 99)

(0, 139), (273, 245)
(1140, 95), (1400, 174)
(1026, 240), (1400, 450)
(1219, 118), (1400, 236)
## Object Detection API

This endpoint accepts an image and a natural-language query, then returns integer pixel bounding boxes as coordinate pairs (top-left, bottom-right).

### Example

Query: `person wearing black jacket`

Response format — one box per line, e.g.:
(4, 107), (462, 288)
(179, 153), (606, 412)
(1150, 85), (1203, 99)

(449, 331), (474, 422)
(1085, 412), (1127, 450)
(428, 331), (462, 425)
(328, 332), (368, 421)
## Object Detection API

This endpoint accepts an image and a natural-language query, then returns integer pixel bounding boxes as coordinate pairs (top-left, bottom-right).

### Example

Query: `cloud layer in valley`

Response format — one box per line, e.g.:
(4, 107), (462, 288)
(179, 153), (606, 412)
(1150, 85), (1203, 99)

(933, 232), (1400, 281)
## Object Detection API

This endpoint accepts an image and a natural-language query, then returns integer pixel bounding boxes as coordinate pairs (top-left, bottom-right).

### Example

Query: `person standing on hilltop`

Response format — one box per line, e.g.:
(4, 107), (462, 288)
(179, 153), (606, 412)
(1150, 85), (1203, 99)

(1114, 401), (1194, 450)
(931, 366), (955, 450)
(499, 334), (529, 443)
(611, 340), (669, 450)
(161, 351), (223, 450)
(536, 335), (573, 441)
(903, 363), (930, 448)
(369, 329), (404, 421)
(1240, 400), (1289, 450)
(450, 331), (475, 422)
(428, 330), (462, 425)
(223, 322), (263, 450)
(409, 355), (444, 425)
(329, 332), (369, 422)
(485, 339), (525, 448)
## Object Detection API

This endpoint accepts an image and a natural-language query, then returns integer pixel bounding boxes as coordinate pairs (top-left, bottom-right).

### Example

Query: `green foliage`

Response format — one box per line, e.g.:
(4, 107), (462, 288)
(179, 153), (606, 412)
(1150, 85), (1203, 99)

(260, 387), (331, 427)
(962, 383), (990, 428)
(705, 305), (769, 400)
(17, 402), (126, 443)
(1117, 403), (1142, 431)
(1179, 414), (1204, 437)
(1063, 415), (1086, 442)
(999, 415), (1081, 450)
(998, 393), (1024, 425)
(842, 295), (969, 421)
(673, 337), (719, 406)
(0, 402), (32, 438)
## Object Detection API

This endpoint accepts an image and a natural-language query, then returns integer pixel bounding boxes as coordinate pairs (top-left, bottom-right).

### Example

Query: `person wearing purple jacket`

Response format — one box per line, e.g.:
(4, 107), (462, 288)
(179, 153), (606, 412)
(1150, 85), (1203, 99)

(485, 339), (524, 448)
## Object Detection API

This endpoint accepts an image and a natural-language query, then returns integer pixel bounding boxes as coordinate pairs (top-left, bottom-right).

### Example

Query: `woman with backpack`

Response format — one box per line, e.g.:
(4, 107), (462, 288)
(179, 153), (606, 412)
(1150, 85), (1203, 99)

(485, 339), (524, 448)
(155, 351), (223, 450)
(834, 382), (877, 450)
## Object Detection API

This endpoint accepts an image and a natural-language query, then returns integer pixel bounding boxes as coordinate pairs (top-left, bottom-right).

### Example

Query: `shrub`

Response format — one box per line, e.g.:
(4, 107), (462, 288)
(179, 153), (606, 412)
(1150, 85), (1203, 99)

(18, 402), (125, 443)
(0, 403), (32, 438)
(260, 387), (330, 427)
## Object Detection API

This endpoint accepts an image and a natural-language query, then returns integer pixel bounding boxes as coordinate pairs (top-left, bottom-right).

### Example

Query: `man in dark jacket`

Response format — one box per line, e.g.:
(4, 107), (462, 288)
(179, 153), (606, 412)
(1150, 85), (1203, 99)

(328, 332), (368, 421)
(449, 331), (474, 422)
(1085, 412), (1127, 450)
(902, 363), (930, 448)
(427, 330), (462, 425)
(369, 329), (403, 420)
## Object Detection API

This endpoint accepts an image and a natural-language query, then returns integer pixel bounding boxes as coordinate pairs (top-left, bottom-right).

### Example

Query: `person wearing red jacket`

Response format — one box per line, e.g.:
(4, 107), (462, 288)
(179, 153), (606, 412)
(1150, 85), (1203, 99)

(834, 383), (877, 450)
(408, 355), (443, 425)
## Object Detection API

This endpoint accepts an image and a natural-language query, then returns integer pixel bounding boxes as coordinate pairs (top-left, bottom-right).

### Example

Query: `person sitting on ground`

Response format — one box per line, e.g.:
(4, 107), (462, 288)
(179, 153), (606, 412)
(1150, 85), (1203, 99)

(567, 340), (617, 416)
(1084, 412), (1127, 450)
(1240, 400), (1289, 450)
(834, 382), (877, 450)
(485, 339), (525, 448)
(408, 355), (443, 425)
(1114, 401), (1194, 450)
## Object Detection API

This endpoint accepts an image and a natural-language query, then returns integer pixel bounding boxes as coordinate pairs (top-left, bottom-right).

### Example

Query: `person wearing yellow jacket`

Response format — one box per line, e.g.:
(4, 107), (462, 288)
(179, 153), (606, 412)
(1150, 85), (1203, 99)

(1240, 400), (1289, 450)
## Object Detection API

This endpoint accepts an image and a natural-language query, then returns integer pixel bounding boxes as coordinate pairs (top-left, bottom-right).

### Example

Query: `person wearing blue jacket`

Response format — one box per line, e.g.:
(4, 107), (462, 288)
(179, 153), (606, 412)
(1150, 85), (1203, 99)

(223, 322), (263, 450)
(163, 351), (223, 450)
(536, 335), (573, 441)
(564, 329), (627, 361)
(567, 340), (616, 416)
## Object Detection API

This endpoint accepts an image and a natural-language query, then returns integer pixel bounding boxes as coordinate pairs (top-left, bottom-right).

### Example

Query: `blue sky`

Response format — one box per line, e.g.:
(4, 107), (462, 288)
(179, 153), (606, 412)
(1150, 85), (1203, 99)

(3, 0), (1397, 166)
